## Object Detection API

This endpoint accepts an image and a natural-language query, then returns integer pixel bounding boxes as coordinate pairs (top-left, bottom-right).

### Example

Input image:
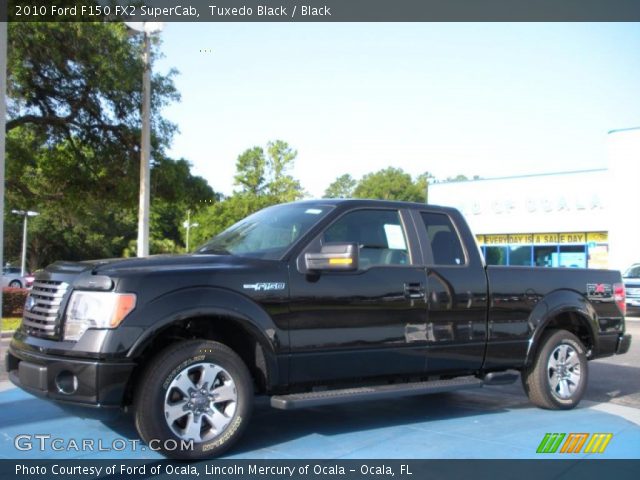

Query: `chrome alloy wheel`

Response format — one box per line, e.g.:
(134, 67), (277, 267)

(547, 344), (581, 400)
(164, 362), (238, 442)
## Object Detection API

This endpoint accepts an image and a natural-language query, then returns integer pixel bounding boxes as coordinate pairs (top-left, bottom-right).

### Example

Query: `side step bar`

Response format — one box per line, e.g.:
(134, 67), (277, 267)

(270, 376), (484, 410)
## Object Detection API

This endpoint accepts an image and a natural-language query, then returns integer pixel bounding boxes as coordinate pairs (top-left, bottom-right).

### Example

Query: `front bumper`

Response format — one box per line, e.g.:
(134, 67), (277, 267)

(6, 343), (136, 416)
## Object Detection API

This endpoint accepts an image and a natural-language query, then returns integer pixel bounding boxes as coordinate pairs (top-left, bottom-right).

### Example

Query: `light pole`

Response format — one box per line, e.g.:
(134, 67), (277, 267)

(183, 210), (199, 252)
(124, 22), (164, 257)
(1, 21), (7, 313)
(11, 210), (39, 276)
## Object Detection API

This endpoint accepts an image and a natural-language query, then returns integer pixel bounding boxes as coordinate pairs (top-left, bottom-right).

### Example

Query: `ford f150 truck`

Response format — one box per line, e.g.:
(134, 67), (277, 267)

(6, 199), (632, 459)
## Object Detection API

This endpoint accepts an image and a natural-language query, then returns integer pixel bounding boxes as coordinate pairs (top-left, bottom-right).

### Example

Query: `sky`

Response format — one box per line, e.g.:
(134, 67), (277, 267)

(153, 23), (640, 198)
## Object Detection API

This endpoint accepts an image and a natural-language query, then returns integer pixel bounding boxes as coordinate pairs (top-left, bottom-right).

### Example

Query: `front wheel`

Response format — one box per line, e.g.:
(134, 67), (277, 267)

(134, 340), (253, 459)
(9, 280), (22, 288)
(522, 329), (588, 410)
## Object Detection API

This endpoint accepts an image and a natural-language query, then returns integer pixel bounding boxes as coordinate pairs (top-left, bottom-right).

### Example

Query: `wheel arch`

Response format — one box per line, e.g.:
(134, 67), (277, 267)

(524, 289), (599, 367)
(123, 287), (285, 403)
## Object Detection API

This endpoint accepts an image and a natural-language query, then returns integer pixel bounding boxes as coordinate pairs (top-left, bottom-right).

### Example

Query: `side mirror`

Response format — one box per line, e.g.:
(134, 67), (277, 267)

(305, 243), (358, 272)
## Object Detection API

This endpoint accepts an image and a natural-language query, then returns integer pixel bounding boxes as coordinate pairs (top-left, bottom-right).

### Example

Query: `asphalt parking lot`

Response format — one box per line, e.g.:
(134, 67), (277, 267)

(0, 320), (638, 460)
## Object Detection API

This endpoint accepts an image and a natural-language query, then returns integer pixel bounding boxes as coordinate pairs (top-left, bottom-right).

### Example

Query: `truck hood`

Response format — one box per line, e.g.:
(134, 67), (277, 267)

(46, 254), (273, 276)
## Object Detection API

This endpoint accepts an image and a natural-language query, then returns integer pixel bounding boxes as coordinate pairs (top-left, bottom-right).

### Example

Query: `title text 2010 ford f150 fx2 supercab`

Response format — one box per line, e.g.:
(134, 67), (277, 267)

(6, 199), (632, 458)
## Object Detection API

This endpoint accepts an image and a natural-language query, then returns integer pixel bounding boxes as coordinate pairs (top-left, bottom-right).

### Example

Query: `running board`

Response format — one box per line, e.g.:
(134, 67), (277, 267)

(270, 376), (484, 410)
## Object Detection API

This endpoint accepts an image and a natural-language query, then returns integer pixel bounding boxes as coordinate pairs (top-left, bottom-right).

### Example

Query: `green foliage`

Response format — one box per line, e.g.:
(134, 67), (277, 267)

(324, 174), (357, 199)
(233, 140), (305, 201)
(234, 147), (266, 195)
(7, 22), (178, 153)
(353, 167), (425, 202)
(3, 22), (215, 267)
(2, 288), (29, 318)
(265, 140), (304, 202)
(415, 171), (436, 203)
(190, 141), (305, 249)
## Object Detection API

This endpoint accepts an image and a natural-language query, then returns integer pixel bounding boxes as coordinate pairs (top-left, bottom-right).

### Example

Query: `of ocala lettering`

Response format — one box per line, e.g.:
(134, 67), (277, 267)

(301, 5), (331, 16)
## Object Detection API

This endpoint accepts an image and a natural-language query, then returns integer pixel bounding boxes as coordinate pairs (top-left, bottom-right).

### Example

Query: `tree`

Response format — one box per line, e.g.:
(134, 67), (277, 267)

(353, 167), (424, 202)
(191, 141), (305, 247)
(233, 147), (265, 195)
(415, 171), (436, 203)
(233, 140), (305, 202)
(3, 22), (213, 267)
(324, 174), (357, 199)
(265, 140), (304, 202)
(7, 23), (178, 166)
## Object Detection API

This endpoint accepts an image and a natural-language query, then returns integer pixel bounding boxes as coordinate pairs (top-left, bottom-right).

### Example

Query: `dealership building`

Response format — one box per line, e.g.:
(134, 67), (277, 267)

(428, 127), (640, 273)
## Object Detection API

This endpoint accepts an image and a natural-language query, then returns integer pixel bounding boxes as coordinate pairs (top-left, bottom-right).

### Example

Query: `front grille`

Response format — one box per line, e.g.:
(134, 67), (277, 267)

(22, 280), (70, 338)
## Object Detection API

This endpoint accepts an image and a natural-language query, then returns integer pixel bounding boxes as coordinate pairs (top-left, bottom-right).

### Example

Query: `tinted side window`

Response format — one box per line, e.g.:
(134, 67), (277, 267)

(420, 212), (465, 265)
(323, 210), (410, 268)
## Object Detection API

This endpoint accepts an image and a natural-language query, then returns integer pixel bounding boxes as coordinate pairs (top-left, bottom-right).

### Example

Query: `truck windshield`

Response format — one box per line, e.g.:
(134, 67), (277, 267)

(196, 203), (333, 260)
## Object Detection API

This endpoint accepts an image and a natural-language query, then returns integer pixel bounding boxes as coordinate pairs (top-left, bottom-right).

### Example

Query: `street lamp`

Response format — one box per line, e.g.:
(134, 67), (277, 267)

(183, 210), (199, 252)
(11, 210), (39, 276)
(124, 21), (164, 257)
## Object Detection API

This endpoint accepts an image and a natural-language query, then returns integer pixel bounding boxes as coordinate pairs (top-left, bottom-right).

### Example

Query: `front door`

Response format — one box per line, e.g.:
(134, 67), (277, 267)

(287, 208), (428, 384)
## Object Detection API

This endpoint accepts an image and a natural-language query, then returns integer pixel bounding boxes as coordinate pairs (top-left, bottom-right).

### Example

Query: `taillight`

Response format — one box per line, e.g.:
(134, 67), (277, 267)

(614, 283), (626, 316)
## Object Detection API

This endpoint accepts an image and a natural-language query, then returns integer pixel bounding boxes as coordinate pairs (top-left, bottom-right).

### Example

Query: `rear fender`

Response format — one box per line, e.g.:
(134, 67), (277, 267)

(524, 289), (599, 366)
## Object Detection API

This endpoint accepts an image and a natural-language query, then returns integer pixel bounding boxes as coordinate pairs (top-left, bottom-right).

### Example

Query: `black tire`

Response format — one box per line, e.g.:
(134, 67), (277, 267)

(134, 339), (253, 459)
(522, 329), (588, 410)
(9, 280), (22, 288)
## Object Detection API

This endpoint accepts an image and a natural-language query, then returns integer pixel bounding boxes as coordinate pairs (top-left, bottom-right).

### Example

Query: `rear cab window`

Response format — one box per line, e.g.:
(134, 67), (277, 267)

(420, 212), (466, 266)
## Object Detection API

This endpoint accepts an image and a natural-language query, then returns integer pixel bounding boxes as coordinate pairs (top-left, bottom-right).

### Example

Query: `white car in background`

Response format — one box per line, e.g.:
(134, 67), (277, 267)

(623, 263), (640, 316)
(1, 267), (30, 288)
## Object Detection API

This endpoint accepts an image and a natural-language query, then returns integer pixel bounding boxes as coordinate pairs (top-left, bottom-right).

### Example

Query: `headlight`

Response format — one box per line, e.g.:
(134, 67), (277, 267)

(64, 291), (136, 341)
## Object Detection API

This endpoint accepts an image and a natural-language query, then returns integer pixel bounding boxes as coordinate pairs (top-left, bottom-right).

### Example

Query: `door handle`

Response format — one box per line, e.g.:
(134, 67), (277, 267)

(404, 282), (425, 299)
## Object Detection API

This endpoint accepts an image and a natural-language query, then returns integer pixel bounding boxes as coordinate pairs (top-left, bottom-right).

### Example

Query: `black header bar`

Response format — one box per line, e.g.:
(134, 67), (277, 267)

(2, 459), (640, 480)
(4, 0), (640, 22)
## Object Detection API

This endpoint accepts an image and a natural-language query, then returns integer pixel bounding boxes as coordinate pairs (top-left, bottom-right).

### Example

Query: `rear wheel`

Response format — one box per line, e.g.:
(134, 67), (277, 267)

(134, 339), (253, 459)
(9, 280), (22, 288)
(522, 329), (588, 410)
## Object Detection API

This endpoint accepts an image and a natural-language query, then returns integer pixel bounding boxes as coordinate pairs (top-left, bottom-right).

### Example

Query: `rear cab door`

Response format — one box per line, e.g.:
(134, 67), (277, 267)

(410, 207), (489, 374)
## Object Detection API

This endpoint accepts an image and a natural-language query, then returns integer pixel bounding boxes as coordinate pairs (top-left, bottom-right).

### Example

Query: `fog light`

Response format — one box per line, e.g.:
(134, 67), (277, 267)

(55, 371), (78, 395)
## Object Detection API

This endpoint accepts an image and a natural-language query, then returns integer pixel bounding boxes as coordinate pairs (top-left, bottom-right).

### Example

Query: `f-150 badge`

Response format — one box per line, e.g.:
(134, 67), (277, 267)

(243, 282), (286, 291)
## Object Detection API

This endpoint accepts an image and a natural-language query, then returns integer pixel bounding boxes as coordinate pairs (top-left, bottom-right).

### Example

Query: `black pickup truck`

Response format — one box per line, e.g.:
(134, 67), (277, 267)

(6, 199), (632, 459)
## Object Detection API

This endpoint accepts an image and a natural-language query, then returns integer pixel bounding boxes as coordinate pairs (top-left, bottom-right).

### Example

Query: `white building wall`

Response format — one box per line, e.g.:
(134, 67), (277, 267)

(607, 128), (640, 271)
(428, 127), (640, 272)
(428, 170), (609, 236)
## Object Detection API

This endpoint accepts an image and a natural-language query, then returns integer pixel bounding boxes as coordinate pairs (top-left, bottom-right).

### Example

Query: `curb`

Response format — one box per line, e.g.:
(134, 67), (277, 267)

(1, 330), (16, 339)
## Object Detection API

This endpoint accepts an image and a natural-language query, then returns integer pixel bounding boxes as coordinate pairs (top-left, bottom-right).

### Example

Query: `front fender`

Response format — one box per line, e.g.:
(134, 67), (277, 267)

(123, 286), (287, 358)
(524, 289), (599, 366)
